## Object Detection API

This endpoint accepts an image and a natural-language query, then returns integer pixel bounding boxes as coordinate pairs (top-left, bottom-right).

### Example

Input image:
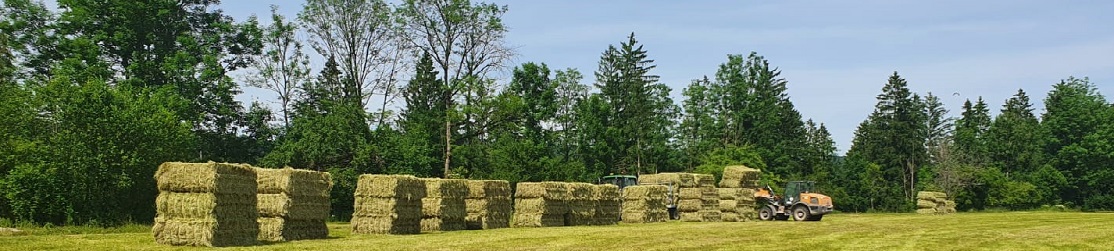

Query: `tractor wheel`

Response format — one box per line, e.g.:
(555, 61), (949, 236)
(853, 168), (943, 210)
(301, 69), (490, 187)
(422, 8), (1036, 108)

(759, 206), (775, 221)
(792, 206), (810, 221)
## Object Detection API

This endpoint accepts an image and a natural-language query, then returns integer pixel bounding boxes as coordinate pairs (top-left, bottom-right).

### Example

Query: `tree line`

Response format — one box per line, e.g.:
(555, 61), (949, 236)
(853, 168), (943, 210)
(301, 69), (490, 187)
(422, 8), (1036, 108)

(1, 0), (1111, 226)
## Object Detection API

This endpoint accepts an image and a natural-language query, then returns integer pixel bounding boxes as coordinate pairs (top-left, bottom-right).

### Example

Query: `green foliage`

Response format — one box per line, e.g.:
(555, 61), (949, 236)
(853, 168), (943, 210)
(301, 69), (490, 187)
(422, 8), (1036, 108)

(846, 72), (928, 211)
(693, 145), (767, 182)
(1040, 77), (1110, 209)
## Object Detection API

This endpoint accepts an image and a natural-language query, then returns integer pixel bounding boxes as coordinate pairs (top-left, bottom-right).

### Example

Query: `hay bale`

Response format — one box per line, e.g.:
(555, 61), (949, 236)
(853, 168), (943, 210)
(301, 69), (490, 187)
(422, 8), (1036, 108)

(153, 162), (258, 247)
(465, 180), (512, 230)
(257, 217), (327, 242)
(420, 179), (467, 232)
(916, 208), (937, 214)
(679, 212), (703, 222)
(678, 188), (702, 200)
(155, 162), (257, 194)
(153, 217), (259, 247)
(721, 212), (740, 222)
(695, 174), (716, 187)
(351, 216), (420, 235)
(351, 175), (425, 235)
(592, 184), (621, 225)
(718, 188), (741, 200)
(255, 167), (332, 197)
(719, 200), (738, 212)
(638, 173), (697, 187)
(354, 175), (426, 199)
(720, 166), (761, 188)
(678, 199), (702, 212)
(620, 185), (668, 223)
(916, 199), (937, 209)
(702, 210), (722, 222)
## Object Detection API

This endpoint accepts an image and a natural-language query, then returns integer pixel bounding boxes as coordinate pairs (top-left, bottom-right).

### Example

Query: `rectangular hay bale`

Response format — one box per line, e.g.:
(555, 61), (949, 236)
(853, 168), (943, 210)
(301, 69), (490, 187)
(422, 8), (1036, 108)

(155, 162), (257, 194)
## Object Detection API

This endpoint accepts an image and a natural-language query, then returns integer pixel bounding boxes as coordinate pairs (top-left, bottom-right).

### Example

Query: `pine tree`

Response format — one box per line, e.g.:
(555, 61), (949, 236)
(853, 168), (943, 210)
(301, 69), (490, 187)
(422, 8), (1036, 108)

(593, 33), (676, 175)
(846, 72), (928, 210)
(954, 97), (992, 165)
(986, 89), (1042, 176)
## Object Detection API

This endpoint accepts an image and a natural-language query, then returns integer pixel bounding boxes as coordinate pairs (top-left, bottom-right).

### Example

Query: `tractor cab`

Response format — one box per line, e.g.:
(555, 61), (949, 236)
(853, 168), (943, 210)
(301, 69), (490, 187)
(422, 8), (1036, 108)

(598, 174), (638, 190)
(782, 181), (815, 205)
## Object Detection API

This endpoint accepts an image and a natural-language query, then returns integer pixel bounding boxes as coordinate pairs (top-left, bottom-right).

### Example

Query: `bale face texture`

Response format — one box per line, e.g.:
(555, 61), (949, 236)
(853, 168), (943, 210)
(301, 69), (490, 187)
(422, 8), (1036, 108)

(465, 180), (512, 230)
(695, 174), (716, 187)
(355, 175), (427, 199)
(153, 162), (259, 247)
(255, 167), (333, 197)
(620, 185), (669, 223)
(592, 184), (621, 225)
(638, 173), (697, 188)
(351, 175), (426, 235)
(257, 217), (328, 242)
(719, 165), (761, 188)
(420, 179), (467, 232)
(916, 191), (956, 214)
(155, 162), (257, 194)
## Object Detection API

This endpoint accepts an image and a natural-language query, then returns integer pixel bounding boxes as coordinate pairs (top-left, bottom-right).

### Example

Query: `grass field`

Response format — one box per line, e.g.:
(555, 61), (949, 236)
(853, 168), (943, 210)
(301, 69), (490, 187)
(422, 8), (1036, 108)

(2, 212), (1112, 250)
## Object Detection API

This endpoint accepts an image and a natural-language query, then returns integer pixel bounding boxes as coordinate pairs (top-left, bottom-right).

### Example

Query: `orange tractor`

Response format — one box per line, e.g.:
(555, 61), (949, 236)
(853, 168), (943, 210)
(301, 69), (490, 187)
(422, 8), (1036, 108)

(754, 181), (833, 221)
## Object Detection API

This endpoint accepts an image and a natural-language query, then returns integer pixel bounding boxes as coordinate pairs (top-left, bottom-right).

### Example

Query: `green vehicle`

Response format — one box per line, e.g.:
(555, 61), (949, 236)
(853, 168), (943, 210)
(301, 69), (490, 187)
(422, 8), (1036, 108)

(598, 174), (638, 190)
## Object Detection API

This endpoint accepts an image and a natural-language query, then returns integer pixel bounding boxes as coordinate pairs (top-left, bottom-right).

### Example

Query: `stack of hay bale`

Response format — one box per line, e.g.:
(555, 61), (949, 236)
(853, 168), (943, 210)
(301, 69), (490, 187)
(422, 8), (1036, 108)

(153, 162), (259, 247)
(694, 174), (721, 222)
(567, 183), (597, 226)
(512, 182), (569, 227)
(351, 175), (425, 234)
(420, 178), (468, 232)
(592, 184), (621, 225)
(718, 166), (761, 221)
(465, 180), (512, 229)
(638, 173), (720, 222)
(255, 167), (332, 242)
(620, 185), (669, 223)
(916, 191), (957, 214)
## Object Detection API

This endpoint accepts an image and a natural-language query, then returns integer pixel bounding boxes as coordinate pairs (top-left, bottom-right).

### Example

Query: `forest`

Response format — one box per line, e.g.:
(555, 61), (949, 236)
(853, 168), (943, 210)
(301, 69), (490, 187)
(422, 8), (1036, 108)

(0, 0), (1111, 226)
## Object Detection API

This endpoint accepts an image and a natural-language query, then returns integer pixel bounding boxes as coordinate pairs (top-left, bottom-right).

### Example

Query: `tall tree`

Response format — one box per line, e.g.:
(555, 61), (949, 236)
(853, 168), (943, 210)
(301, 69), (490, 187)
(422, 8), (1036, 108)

(398, 53), (447, 177)
(247, 5), (311, 127)
(552, 68), (588, 162)
(954, 97), (992, 165)
(507, 62), (557, 143)
(396, 0), (513, 177)
(1041, 77), (1110, 208)
(299, 0), (406, 115)
(847, 72), (928, 210)
(680, 76), (719, 170)
(922, 92), (954, 165)
(986, 89), (1042, 175)
(593, 33), (676, 175)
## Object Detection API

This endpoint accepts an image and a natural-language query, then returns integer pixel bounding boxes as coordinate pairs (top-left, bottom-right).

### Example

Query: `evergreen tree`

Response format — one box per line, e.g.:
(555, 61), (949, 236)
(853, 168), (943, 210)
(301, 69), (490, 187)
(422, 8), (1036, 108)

(593, 33), (676, 175)
(846, 72), (928, 211)
(954, 97), (992, 165)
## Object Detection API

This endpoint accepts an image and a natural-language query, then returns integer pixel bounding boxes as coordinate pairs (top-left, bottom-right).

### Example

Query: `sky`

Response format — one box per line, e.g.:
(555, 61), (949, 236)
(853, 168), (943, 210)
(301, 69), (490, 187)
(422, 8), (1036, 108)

(153, 1), (1114, 152)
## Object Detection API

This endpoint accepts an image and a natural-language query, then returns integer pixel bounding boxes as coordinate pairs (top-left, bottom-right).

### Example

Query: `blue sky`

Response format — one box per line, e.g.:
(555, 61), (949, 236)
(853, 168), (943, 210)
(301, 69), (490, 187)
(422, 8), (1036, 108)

(163, 1), (1114, 152)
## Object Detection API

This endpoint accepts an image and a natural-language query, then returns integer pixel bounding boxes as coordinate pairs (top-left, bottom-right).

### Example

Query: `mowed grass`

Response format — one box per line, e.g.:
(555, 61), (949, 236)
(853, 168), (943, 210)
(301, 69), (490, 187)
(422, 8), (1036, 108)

(2, 212), (1112, 251)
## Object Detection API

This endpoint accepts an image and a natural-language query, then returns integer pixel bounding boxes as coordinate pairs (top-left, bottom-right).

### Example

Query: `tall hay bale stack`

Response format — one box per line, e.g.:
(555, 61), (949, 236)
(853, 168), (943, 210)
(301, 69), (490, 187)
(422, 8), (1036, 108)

(620, 185), (668, 223)
(420, 179), (468, 232)
(513, 182), (572, 227)
(916, 191), (956, 214)
(351, 175), (425, 235)
(254, 167), (332, 242)
(153, 162), (259, 247)
(718, 188), (740, 222)
(567, 182), (597, 226)
(592, 184), (621, 225)
(736, 188), (758, 221)
(465, 180), (512, 230)
(719, 166), (762, 221)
